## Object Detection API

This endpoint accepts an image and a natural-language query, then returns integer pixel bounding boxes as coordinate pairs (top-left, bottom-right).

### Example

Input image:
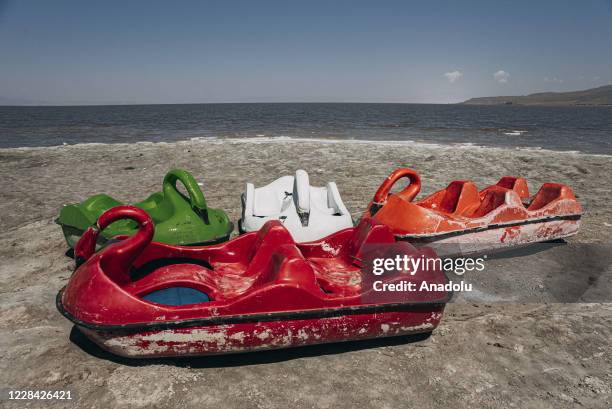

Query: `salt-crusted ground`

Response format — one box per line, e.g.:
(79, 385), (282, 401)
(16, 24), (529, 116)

(0, 138), (610, 408)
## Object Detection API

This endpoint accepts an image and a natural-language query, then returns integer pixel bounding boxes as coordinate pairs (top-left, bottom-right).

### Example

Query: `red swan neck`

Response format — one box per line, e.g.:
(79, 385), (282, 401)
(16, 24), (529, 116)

(74, 206), (154, 275)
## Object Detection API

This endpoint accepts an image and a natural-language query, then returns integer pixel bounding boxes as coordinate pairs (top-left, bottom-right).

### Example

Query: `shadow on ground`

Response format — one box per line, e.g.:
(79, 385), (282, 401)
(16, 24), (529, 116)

(474, 239), (566, 260)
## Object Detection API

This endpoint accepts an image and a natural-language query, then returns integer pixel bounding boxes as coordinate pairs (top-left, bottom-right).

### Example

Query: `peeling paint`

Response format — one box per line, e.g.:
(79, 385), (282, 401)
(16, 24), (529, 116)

(321, 241), (341, 256)
(425, 219), (581, 256)
(140, 328), (229, 345)
(400, 323), (434, 332)
(229, 331), (246, 342)
(297, 329), (309, 341)
(255, 329), (272, 340)
(83, 308), (443, 357)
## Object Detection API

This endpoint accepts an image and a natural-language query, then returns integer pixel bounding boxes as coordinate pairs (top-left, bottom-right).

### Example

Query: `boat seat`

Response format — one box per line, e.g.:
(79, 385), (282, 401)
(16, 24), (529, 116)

(325, 182), (346, 214)
(470, 187), (508, 218)
(250, 175), (294, 217)
(81, 194), (125, 223)
(435, 180), (480, 215)
(128, 223), (298, 301)
(494, 176), (530, 199)
(241, 170), (354, 242)
(250, 244), (319, 292)
(248, 220), (295, 262)
(306, 218), (395, 294)
(141, 287), (210, 306)
(527, 183), (574, 211)
(346, 217), (396, 262)
(125, 262), (220, 300)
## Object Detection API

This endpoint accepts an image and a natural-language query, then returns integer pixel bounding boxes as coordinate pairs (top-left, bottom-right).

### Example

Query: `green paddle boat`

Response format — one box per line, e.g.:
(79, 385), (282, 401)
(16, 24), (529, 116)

(56, 169), (233, 249)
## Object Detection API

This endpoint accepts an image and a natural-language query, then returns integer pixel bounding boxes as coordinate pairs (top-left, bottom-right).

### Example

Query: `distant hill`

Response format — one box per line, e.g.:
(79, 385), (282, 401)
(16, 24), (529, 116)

(461, 84), (612, 106)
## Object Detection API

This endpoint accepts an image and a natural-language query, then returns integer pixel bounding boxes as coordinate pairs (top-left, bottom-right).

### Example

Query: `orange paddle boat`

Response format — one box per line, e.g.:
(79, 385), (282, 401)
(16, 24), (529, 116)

(364, 168), (582, 254)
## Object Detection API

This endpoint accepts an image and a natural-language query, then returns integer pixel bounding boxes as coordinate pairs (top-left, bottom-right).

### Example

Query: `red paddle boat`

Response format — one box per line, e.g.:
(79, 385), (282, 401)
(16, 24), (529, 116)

(364, 168), (582, 254)
(57, 206), (449, 358)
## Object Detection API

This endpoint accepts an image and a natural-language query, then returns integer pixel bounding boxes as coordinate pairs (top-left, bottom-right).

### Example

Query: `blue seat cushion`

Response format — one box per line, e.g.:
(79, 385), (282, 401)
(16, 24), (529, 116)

(142, 287), (210, 306)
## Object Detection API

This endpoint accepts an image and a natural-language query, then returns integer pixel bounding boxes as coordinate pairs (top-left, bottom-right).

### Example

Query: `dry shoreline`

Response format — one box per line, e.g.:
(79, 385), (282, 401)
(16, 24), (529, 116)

(0, 139), (611, 408)
(2, 137), (611, 240)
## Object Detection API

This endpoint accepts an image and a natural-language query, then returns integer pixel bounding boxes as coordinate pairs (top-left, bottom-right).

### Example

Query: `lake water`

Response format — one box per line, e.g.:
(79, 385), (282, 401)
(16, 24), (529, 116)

(0, 103), (610, 154)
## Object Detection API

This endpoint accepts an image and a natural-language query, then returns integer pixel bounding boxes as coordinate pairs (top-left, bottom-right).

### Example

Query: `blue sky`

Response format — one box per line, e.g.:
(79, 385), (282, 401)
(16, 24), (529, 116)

(1, 0), (611, 104)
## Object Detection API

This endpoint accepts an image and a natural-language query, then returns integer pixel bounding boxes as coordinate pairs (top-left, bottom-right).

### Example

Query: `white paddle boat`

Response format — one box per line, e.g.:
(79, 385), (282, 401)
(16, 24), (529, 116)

(239, 170), (353, 242)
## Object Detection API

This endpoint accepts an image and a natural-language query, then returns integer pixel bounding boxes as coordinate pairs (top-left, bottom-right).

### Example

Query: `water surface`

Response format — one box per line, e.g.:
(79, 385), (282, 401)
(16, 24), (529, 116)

(1, 103), (610, 154)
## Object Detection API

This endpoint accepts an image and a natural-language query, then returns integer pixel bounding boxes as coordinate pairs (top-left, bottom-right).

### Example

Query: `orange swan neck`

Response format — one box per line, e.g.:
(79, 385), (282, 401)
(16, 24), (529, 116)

(373, 168), (422, 204)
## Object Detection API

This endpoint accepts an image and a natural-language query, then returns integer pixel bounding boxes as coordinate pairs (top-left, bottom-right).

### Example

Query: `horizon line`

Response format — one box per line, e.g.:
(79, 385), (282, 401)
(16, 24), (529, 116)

(2, 83), (609, 108)
(0, 101), (459, 108)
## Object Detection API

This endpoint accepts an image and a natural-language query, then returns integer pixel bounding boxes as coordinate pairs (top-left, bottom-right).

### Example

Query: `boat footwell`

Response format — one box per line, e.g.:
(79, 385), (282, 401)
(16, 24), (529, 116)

(78, 308), (444, 358)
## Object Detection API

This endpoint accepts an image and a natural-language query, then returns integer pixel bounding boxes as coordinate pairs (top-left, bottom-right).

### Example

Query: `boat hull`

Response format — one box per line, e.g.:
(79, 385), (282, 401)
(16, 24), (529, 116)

(397, 217), (581, 256)
(60, 224), (233, 252)
(77, 308), (444, 358)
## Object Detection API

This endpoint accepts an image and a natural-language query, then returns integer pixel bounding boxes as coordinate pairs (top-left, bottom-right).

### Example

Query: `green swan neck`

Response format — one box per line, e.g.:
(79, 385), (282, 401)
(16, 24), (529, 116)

(162, 170), (209, 224)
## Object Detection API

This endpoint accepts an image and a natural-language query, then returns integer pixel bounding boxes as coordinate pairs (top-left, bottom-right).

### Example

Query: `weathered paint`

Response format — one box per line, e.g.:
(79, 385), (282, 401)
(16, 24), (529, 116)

(60, 206), (449, 358)
(402, 219), (581, 256)
(80, 308), (442, 358)
(320, 241), (341, 256)
(364, 169), (582, 253)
